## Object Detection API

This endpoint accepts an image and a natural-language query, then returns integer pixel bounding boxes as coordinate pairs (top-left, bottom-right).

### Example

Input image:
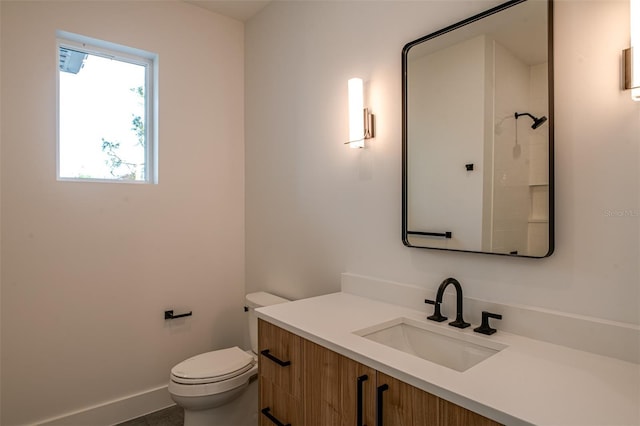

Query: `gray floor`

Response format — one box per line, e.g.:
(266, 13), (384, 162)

(117, 405), (184, 426)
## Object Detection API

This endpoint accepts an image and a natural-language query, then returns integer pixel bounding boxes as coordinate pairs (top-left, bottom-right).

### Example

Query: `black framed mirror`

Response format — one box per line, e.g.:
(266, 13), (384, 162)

(402, 0), (554, 258)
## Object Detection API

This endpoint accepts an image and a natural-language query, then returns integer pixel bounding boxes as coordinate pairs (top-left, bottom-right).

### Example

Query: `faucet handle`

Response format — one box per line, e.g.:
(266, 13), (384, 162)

(425, 299), (447, 322)
(474, 311), (502, 335)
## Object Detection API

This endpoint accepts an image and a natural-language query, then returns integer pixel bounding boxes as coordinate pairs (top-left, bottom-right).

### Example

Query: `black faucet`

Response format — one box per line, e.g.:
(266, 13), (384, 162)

(425, 277), (470, 329)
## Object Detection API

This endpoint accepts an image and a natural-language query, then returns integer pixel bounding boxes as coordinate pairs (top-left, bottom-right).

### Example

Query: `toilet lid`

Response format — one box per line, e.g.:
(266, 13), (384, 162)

(171, 347), (255, 384)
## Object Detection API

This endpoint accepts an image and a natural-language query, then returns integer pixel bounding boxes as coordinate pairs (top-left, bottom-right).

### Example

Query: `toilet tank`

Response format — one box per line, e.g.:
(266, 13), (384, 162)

(245, 292), (289, 354)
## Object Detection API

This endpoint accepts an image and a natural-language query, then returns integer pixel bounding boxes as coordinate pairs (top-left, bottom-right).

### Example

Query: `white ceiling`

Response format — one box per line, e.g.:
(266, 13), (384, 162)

(185, 0), (271, 22)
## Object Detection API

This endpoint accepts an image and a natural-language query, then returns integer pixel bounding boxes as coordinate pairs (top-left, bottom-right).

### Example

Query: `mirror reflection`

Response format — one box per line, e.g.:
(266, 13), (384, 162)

(402, 0), (553, 258)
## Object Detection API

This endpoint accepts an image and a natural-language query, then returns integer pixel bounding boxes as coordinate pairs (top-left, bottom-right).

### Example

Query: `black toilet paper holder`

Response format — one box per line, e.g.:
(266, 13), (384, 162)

(164, 310), (193, 320)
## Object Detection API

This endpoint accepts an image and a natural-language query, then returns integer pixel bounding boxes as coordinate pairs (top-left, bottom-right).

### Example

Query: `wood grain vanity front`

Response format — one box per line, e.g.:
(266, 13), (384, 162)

(258, 319), (303, 426)
(258, 319), (502, 426)
(377, 372), (439, 425)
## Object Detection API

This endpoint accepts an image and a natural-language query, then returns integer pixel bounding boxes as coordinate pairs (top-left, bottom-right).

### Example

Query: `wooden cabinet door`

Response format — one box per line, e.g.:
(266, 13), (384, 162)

(260, 379), (303, 426)
(439, 399), (502, 426)
(377, 372), (439, 426)
(258, 319), (303, 397)
(303, 340), (343, 425)
(303, 340), (377, 426)
(340, 356), (376, 426)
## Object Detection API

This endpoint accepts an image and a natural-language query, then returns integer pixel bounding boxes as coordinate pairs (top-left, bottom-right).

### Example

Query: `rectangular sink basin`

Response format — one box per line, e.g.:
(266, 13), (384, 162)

(354, 317), (506, 372)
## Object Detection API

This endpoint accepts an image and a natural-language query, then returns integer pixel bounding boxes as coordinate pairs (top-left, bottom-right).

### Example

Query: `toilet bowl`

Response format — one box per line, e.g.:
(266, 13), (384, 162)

(168, 292), (288, 426)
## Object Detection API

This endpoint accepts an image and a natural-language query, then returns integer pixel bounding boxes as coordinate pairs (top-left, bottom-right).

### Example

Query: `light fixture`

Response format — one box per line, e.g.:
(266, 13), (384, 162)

(623, 0), (639, 101)
(347, 78), (375, 148)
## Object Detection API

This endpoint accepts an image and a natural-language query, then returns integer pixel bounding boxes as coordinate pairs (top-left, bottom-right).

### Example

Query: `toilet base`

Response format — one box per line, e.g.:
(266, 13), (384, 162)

(178, 377), (258, 426)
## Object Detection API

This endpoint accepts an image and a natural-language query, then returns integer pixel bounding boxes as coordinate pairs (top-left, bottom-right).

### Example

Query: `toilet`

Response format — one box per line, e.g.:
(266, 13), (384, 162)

(168, 292), (289, 426)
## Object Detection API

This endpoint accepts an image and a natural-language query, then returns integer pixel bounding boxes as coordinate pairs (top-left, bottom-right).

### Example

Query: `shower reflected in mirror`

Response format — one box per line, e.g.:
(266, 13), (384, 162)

(515, 112), (548, 129)
(402, 0), (554, 258)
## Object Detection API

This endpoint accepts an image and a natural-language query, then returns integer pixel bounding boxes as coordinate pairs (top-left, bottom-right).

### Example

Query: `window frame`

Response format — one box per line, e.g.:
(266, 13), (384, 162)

(56, 31), (157, 184)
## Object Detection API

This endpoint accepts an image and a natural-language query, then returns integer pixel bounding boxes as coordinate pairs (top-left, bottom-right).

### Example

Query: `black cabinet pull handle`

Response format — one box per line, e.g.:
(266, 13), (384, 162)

(357, 374), (369, 426)
(260, 349), (291, 367)
(261, 407), (291, 426)
(376, 384), (389, 426)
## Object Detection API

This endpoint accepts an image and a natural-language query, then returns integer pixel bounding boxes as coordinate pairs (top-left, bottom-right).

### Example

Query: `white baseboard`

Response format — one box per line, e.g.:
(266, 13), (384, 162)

(341, 272), (640, 364)
(37, 385), (174, 426)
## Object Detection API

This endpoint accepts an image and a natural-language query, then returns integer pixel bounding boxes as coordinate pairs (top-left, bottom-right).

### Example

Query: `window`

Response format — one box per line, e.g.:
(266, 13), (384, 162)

(57, 32), (157, 183)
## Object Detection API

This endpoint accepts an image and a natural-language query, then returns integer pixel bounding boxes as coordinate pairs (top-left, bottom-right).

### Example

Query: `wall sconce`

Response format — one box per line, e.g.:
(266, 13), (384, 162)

(623, 0), (639, 101)
(347, 78), (375, 148)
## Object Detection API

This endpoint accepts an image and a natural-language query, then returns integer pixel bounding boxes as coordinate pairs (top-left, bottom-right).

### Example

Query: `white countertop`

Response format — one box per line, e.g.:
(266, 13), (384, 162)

(256, 292), (640, 426)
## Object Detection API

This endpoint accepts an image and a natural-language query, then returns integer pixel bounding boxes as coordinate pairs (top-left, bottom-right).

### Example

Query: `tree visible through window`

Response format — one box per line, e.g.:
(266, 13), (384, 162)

(57, 35), (155, 182)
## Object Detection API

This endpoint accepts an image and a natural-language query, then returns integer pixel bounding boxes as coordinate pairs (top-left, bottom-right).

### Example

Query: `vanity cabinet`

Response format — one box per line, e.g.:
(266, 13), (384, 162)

(258, 319), (303, 426)
(376, 371), (439, 425)
(304, 339), (377, 426)
(438, 398), (502, 426)
(258, 319), (501, 426)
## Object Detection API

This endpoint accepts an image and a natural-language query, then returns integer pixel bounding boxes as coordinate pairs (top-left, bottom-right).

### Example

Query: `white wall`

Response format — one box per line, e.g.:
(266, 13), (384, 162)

(492, 41), (532, 254)
(1, 2), (244, 424)
(246, 0), (639, 326)
(407, 35), (486, 250)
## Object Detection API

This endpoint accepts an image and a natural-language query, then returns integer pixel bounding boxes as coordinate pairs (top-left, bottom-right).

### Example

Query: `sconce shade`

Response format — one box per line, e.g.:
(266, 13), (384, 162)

(348, 78), (365, 148)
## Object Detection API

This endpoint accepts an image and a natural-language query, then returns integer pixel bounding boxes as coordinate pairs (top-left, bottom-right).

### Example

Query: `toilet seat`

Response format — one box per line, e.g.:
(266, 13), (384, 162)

(168, 348), (258, 398)
(171, 347), (255, 385)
